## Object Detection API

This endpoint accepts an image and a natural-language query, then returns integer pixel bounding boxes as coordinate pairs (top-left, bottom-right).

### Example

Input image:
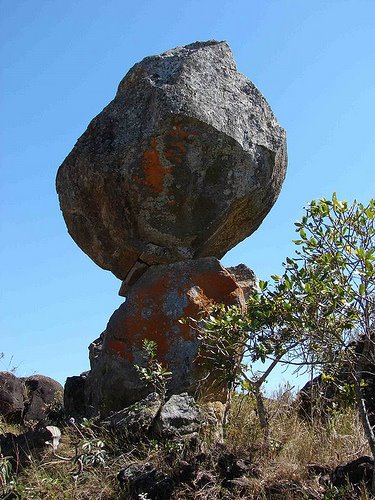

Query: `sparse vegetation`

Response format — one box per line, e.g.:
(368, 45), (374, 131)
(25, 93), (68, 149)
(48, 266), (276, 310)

(0, 391), (371, 499)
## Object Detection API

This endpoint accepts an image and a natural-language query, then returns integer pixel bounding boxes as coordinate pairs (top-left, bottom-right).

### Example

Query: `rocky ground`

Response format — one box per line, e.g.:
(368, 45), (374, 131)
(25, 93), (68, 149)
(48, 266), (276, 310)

(1, 382), (373, 499)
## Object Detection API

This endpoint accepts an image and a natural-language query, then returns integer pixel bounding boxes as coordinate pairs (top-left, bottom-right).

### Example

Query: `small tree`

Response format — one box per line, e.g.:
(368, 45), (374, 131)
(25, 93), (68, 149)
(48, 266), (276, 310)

(196, 195), (375, 482)
(279, 195), (375, 483)
(134, 339), (172, 402)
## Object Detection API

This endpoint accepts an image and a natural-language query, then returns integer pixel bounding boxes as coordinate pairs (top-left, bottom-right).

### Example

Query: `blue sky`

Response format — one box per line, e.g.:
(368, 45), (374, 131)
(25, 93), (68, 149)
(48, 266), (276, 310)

(1, 0), (374, 392)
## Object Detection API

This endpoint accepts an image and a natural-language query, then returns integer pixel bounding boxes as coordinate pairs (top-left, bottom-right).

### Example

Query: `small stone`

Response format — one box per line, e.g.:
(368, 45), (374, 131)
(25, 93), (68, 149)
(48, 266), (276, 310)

(154, 393), (203, 438)
(117, 462), (174, 499)
(104, 392), (162, 438)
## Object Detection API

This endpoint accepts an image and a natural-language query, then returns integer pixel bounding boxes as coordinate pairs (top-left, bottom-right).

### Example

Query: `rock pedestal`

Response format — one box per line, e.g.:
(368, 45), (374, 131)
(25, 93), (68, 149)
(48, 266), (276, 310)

(58, 40), (287, 416)
(83, 258), (245, 414)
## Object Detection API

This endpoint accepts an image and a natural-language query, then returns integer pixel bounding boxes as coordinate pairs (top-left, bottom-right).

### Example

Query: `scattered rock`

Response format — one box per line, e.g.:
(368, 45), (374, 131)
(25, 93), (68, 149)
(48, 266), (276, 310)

(331, 456), (374, 489)
(84, 257), (245, 414)
(0, 425), (61, 468)
(56, 40), (287, 280)
(217, 452), (258, 481)
(173, 459), (197, 483)
(64, 372), (89, 419)
(0, 372), (63, 424)
(298, 349), (375, 426)
(0, 371), (25, 422)
(104, 392), (162, 438)
(194, 470), (215, 489)
(22, 375), (63, 423)
(117, 462), (174, 499)
(297, 374), (338, 420)
(154, 393), (203, 439)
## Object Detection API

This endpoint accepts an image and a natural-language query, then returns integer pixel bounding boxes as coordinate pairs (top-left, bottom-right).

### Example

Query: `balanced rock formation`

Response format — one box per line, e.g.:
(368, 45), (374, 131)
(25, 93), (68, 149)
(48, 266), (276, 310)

(58, 40), (287, 415)
(56, 40), (287, 280)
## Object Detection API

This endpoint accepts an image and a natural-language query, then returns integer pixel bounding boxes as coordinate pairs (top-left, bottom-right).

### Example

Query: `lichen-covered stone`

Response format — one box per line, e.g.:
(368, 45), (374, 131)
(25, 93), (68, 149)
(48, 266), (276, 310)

(104, 392), (162, 437)
(154, 393), (203, 438)
(56, 40), (287, 279)
(84, 257), (245, 414)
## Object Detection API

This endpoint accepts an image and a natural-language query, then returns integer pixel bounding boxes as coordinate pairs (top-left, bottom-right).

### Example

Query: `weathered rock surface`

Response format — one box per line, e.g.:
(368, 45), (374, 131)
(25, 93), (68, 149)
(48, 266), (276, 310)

(227, 263), (257, 299)
(56, 40), (287, 279)
(22, 375), (63, 423)
(0, 372), (63, 424)
(64, 372), (89, 419)
(331, 456), (374, 490)
(104, 392), (162, 437)
(0, 425), (61, 467)
(154, 393), (203, 438)
(117, 462), (174, 500)
(83, 257), (245, 414)
(0, 371), (25, 422)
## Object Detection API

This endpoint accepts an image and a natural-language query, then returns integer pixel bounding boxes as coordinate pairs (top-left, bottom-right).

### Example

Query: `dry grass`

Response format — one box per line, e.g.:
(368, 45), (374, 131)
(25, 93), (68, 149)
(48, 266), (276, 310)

(225, 392), (370, 498)
(1, 392), (372, 499)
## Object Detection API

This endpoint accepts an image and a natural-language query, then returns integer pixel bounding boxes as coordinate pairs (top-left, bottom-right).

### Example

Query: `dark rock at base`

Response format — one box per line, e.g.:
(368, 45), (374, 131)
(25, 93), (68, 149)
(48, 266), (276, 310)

(297, 347), (375, 426)
(173, 460), (197, 483)
(117, 462), (174, 500)
(0, 372), (25, 423)
(104, 392), (162, 438)
(56, 40), (287, 280)
(64, 372), (89, 418)
(0, 425), (61, 468)
(22, 375), (63, 423)
(297, 374), (338, 420)
(331, 456), (374, 489)
(217, 452), (259, 481)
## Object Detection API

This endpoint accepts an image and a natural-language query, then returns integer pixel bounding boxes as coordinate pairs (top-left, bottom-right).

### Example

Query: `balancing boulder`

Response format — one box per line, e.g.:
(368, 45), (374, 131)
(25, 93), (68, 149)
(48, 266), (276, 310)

(56, 40), (287, 280)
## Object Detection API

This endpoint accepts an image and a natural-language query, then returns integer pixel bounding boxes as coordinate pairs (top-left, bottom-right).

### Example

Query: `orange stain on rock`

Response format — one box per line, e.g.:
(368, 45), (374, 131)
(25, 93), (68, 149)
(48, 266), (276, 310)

(192, 271), (243, 306)
(105, 266), (244, 369)
(107, 339), (134, 363)
(142, 137), (172, 193)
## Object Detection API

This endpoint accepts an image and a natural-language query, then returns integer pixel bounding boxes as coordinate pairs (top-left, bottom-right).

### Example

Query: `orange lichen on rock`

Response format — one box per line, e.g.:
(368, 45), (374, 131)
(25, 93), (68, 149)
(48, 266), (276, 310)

(106, 339), (134, 363)
(86, 257), (246, 411)
(142, 137), (172, 193)
(192, 270), (244, 306)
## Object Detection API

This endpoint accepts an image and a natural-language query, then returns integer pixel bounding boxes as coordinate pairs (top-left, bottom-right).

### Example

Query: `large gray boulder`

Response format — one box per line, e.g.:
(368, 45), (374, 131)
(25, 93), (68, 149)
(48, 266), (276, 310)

(56, 40), (287, 280)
